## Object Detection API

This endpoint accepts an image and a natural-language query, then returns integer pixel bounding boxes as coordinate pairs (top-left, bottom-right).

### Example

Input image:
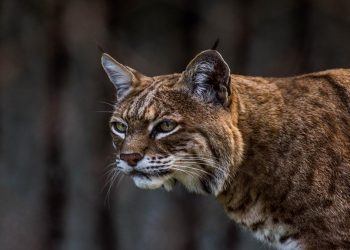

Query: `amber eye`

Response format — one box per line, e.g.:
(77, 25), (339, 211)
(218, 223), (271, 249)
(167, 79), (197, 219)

(156, 120), (177, 133)
(111, 121), (127, 134)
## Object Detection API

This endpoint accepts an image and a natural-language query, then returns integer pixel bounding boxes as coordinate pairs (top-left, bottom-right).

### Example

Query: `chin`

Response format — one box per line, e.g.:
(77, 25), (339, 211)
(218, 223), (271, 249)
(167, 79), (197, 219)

(132, 175), (175, 190)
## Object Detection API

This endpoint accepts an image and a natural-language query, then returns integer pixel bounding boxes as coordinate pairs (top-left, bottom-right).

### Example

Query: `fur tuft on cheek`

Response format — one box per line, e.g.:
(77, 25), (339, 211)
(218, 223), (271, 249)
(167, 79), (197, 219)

(165, 124), (241, 196)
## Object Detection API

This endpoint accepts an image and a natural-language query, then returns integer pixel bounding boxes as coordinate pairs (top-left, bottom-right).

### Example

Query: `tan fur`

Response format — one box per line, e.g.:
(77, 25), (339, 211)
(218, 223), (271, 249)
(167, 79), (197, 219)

(102, 51), (350, 250)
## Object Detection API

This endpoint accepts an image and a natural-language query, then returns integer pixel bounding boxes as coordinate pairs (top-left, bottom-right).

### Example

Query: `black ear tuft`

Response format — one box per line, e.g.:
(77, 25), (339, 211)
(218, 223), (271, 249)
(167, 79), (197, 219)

(211, 38), (220, 50)
(181, 50), (231, 107)
(97, 44), (105, 53)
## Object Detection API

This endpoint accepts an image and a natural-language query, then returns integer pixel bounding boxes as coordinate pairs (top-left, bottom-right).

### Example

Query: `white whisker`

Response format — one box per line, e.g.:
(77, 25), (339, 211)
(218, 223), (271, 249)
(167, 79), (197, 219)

(95, 110), (115, 113)
(172, 163), (215, 177)
(98, 101), (116, 108)
(169, 166), (202, 179)
(104, 167), (122, 207)
(174, 160), (226, 173)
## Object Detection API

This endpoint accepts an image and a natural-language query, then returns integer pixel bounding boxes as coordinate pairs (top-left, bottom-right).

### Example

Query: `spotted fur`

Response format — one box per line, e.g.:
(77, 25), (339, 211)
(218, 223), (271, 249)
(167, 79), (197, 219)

(102, 50), (350, 249)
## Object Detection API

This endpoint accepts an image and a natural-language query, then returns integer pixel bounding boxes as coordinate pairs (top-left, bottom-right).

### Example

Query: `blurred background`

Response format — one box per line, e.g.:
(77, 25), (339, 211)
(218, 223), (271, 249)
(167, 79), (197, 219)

(1, 0), (350, 249)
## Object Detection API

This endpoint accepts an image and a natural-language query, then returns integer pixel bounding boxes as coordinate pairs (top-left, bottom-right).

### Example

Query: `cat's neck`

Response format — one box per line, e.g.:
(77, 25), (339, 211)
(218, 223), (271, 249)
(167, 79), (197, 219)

(218, 75), (285, 202)
(235, 75), (284, 148)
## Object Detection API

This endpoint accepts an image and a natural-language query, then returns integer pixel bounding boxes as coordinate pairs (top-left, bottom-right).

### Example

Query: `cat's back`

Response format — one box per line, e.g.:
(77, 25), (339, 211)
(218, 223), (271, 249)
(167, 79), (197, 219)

(234, 68), (350, 158)
(235, 68), (350, 106)
(235, 68), (350, 137)
(271, 68), (350, 155)
(275, 68), (350, 111)
(233, 69), (350, 249)
(274, 69), (350, 249)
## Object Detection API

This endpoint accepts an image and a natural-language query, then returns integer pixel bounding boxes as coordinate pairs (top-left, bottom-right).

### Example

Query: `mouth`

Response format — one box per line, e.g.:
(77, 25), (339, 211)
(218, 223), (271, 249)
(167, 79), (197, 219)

(129, 170), (151, 179)
(129, 169), (171, 178)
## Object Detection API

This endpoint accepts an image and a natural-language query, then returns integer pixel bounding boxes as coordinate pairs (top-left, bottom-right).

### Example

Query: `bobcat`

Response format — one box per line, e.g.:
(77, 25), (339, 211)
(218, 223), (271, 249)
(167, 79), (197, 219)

(101, 49), (350, 250)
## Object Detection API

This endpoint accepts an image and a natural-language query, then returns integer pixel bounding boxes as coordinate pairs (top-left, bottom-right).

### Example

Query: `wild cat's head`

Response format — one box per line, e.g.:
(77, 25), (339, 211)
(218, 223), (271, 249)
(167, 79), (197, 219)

(101, 50), (243, 195)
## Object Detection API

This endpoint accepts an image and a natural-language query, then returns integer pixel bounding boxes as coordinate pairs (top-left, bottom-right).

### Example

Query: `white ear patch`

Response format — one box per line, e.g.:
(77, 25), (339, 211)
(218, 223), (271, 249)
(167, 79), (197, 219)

(101, 53), (134, 98)
(191, 62), (215, 97)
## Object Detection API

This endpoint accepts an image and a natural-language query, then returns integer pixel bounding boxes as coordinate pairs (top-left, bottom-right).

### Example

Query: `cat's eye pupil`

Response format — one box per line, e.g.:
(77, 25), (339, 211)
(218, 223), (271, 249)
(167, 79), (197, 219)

(112, 122), (127, 133)
(158, 120), (177, 132)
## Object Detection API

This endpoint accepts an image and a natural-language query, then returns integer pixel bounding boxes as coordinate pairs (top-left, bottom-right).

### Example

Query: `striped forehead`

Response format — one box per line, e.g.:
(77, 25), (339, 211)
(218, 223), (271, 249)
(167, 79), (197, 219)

(122, 80), (167, 121)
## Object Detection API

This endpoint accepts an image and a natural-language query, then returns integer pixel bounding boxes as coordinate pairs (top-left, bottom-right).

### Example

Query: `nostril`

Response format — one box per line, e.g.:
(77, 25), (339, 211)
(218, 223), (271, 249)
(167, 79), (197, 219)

(120, 153), (143, 167)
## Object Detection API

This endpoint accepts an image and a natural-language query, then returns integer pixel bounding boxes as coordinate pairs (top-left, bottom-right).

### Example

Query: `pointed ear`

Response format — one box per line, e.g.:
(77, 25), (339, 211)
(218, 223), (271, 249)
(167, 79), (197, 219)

(180, 50), (231, 107)
(101, 53), (138, 99)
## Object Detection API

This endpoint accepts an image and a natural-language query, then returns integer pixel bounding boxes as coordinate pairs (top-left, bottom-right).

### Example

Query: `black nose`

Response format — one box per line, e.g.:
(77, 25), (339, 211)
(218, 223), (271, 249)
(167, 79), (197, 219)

(120, 153), (143, 167)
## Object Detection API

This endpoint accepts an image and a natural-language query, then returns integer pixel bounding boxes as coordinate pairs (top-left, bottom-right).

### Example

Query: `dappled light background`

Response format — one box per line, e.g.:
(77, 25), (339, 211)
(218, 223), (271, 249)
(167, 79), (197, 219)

(1, 0), (350, 250)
